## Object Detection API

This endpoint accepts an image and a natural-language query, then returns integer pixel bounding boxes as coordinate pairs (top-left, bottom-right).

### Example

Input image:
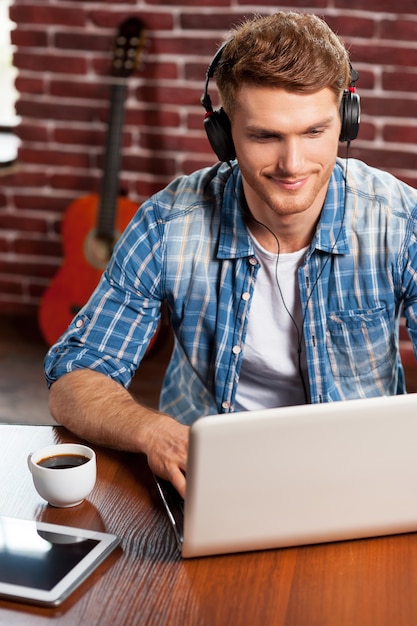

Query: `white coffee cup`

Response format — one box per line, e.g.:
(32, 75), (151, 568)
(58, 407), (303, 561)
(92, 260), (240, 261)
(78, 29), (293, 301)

(27, 443), (96, 508)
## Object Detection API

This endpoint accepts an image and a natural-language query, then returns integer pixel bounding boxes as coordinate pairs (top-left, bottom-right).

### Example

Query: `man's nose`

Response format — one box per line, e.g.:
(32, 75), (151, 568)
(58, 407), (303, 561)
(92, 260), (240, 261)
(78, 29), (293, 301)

(278, 138), (303, 174)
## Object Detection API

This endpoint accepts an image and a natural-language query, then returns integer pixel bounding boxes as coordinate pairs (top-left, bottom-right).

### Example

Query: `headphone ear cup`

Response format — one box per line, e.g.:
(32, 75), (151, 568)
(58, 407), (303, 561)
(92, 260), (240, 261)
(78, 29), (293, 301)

(203, 108), (236, 162)
(339, 90), (360, 142)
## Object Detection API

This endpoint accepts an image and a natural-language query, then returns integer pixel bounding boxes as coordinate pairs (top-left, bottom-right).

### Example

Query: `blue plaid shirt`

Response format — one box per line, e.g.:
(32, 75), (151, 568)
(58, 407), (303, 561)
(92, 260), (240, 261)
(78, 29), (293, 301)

(44, 158), (417, 424)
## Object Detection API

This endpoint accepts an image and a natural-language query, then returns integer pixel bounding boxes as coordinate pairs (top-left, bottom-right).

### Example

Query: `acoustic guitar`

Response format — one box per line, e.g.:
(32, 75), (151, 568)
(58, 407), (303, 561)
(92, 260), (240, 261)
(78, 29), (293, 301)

(39, 18), (153, 348)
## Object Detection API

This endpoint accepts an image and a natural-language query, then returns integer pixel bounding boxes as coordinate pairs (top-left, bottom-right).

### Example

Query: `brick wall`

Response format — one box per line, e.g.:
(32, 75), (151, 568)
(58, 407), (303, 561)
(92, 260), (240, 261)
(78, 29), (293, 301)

(1, 0), (417, 319)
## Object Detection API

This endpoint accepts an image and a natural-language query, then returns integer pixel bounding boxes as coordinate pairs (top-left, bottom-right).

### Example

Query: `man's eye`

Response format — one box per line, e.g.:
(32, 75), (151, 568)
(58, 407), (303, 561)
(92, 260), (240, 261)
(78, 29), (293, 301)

(251, 133), (278, 141)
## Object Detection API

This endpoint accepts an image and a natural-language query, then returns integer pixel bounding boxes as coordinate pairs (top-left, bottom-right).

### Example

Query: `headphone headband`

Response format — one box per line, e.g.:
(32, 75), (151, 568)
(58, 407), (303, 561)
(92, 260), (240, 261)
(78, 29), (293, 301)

(201, 41), (360, 161)
(200, 39), (231, 114)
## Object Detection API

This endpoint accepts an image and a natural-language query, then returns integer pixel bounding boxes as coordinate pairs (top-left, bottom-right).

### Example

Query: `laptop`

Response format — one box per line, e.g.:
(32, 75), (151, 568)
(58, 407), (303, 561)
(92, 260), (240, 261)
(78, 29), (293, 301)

(155, 393), (417, 558)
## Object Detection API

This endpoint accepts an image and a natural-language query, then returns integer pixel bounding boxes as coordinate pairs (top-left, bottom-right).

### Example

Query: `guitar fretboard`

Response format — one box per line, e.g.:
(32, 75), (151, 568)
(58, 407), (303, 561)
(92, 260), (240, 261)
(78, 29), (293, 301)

(96, 82), (128, 241)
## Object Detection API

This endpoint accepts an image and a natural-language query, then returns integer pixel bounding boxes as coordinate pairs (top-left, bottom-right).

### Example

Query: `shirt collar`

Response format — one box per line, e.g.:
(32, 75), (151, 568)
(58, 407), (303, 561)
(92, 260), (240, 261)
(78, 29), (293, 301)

(311, 158), (350, 256)
(217, 165), (254, 260)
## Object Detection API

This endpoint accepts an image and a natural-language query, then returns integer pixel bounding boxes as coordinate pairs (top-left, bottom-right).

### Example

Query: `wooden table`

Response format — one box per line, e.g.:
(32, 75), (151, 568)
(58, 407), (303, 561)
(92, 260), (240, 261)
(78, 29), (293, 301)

(2, 424), (417, 626)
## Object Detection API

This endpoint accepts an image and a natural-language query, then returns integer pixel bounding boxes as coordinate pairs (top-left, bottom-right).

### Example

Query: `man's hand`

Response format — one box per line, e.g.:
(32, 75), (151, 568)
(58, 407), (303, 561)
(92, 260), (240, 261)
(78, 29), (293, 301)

(141, 413), (189, 498)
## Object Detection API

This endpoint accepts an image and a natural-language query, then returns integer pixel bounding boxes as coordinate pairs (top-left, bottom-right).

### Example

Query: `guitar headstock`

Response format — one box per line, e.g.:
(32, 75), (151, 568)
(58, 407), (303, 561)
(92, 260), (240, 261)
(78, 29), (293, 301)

(111, 17), (145, 79)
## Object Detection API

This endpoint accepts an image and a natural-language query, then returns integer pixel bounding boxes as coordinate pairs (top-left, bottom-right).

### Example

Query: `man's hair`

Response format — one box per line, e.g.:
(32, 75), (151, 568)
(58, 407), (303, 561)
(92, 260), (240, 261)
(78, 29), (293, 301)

(215, 12), (351, 117)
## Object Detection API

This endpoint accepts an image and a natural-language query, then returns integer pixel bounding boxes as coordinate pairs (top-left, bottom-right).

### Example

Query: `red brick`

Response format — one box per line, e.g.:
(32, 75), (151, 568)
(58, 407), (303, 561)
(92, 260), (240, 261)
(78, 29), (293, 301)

(324, 15), (374, 39)
(335, 0), (415, 11)
(0, 301), (38, 316)
(380, 19), (417, 41)
(151, 36), (223, 57)
(2, 169), (49, 188)
(50, 79), (109, 101)
(0, 213), (48, 233)
(18, 148), (92, 170)
(137, 61), (178, 81)
(348, 145), (417, 172)
(146, 0), (229, 5)
(139, 130), (211, 154)
(50, 174), (100, 194)
(54, 31), (113, 53)
(383, 125), (417, 144)
(53, 127), (105, 148)
(17, 123), (49, 143)
(11, 29), (48, 48)
(181, 12), (247, 31)
(135, 84), (201, 107)
(352, 44), (417, 67)
(134, 179), (171, 199)
(13, 191), (75, 213)
(16, 99), (99, 123)
(14, 237), (62, 257)
(14, 76), (45, 95)
(9, 4), (86, 27)
(0, 278), (23, 296)
(0, 233), (9, 251)
(90, 10), (174, 31)
(122, 154), (176, 178)
(125, 108), (180, 129)
(182, 156), (217, 175)
(0, 259), (59, 278)
(362, 96), (415, 119)
(239, 0), (326, 5)
(13, 51), (88, 74)
(382, 70), (417, 93)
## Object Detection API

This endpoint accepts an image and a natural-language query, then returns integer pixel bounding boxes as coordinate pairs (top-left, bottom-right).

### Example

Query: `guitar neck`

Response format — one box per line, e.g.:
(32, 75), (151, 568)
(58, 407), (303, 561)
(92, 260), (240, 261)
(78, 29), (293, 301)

(96, 82), (128, 240)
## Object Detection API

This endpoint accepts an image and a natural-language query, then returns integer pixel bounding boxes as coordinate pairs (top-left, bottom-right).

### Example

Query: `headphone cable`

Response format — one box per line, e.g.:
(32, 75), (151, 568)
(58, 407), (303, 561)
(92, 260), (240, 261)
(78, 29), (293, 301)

(230, 144), (350, 404)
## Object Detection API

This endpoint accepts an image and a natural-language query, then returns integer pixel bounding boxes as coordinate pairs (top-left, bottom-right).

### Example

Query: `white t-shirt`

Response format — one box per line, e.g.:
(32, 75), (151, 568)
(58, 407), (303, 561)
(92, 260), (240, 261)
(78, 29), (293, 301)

(234, 236), (310, 411)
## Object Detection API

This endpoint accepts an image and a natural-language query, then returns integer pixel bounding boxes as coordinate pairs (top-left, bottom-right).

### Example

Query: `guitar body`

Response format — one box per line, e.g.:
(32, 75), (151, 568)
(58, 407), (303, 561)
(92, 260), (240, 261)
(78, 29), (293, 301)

(39, 193), (138, 347)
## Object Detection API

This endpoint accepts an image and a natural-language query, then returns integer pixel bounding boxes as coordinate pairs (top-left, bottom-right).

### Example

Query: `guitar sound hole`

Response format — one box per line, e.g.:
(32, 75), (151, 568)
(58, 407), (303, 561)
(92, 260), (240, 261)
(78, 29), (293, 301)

(84, 229), (120, 270)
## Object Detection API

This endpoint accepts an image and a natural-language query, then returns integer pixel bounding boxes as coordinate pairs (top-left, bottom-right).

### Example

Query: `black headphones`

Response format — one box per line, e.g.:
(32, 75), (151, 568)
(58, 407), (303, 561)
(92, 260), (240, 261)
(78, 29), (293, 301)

(201, 40), (361, 162)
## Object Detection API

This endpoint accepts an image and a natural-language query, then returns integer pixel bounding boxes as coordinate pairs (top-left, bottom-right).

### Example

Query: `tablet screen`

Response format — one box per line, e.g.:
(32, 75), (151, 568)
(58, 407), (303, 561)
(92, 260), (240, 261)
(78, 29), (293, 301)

(0, 517), (120, 606)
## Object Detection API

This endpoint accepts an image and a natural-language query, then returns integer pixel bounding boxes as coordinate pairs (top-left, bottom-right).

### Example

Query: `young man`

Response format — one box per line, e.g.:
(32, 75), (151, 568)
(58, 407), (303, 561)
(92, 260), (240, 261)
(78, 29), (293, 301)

(44, 12), (417, 498)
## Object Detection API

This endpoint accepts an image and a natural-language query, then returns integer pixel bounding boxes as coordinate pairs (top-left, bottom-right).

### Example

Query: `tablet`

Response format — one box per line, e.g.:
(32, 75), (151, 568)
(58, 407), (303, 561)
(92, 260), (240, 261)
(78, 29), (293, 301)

(0, 516), (120, 607)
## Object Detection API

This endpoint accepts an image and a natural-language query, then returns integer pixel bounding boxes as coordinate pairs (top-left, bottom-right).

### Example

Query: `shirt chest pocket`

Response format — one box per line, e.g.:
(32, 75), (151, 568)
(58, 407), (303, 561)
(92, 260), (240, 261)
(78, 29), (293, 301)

(326, 307), (395, 379)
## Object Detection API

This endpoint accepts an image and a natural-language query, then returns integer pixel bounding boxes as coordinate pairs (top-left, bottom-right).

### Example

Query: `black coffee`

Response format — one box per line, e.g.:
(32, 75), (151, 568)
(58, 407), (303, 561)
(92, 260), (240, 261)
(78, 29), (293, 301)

(37, 453), (90, 470)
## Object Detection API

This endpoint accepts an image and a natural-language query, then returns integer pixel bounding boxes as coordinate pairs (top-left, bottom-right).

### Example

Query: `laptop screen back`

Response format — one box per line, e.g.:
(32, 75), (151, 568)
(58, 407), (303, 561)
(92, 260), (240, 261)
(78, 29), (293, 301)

(180, 394), (417, 557)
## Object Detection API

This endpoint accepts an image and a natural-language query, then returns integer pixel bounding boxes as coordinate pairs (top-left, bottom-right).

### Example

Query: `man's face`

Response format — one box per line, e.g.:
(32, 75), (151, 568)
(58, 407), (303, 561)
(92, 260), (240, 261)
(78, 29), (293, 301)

(230, 85), (342, 225)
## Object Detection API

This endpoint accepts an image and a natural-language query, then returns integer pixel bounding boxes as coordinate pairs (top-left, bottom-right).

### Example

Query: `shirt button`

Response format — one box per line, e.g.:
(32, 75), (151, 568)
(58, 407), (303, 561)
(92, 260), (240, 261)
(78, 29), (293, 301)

(242, 292), (250, 301)
(75, 319), (84, 328)
(249, 257), (258, 266)
(232, 345), (241, 355)
(222, 401), (231, 410)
